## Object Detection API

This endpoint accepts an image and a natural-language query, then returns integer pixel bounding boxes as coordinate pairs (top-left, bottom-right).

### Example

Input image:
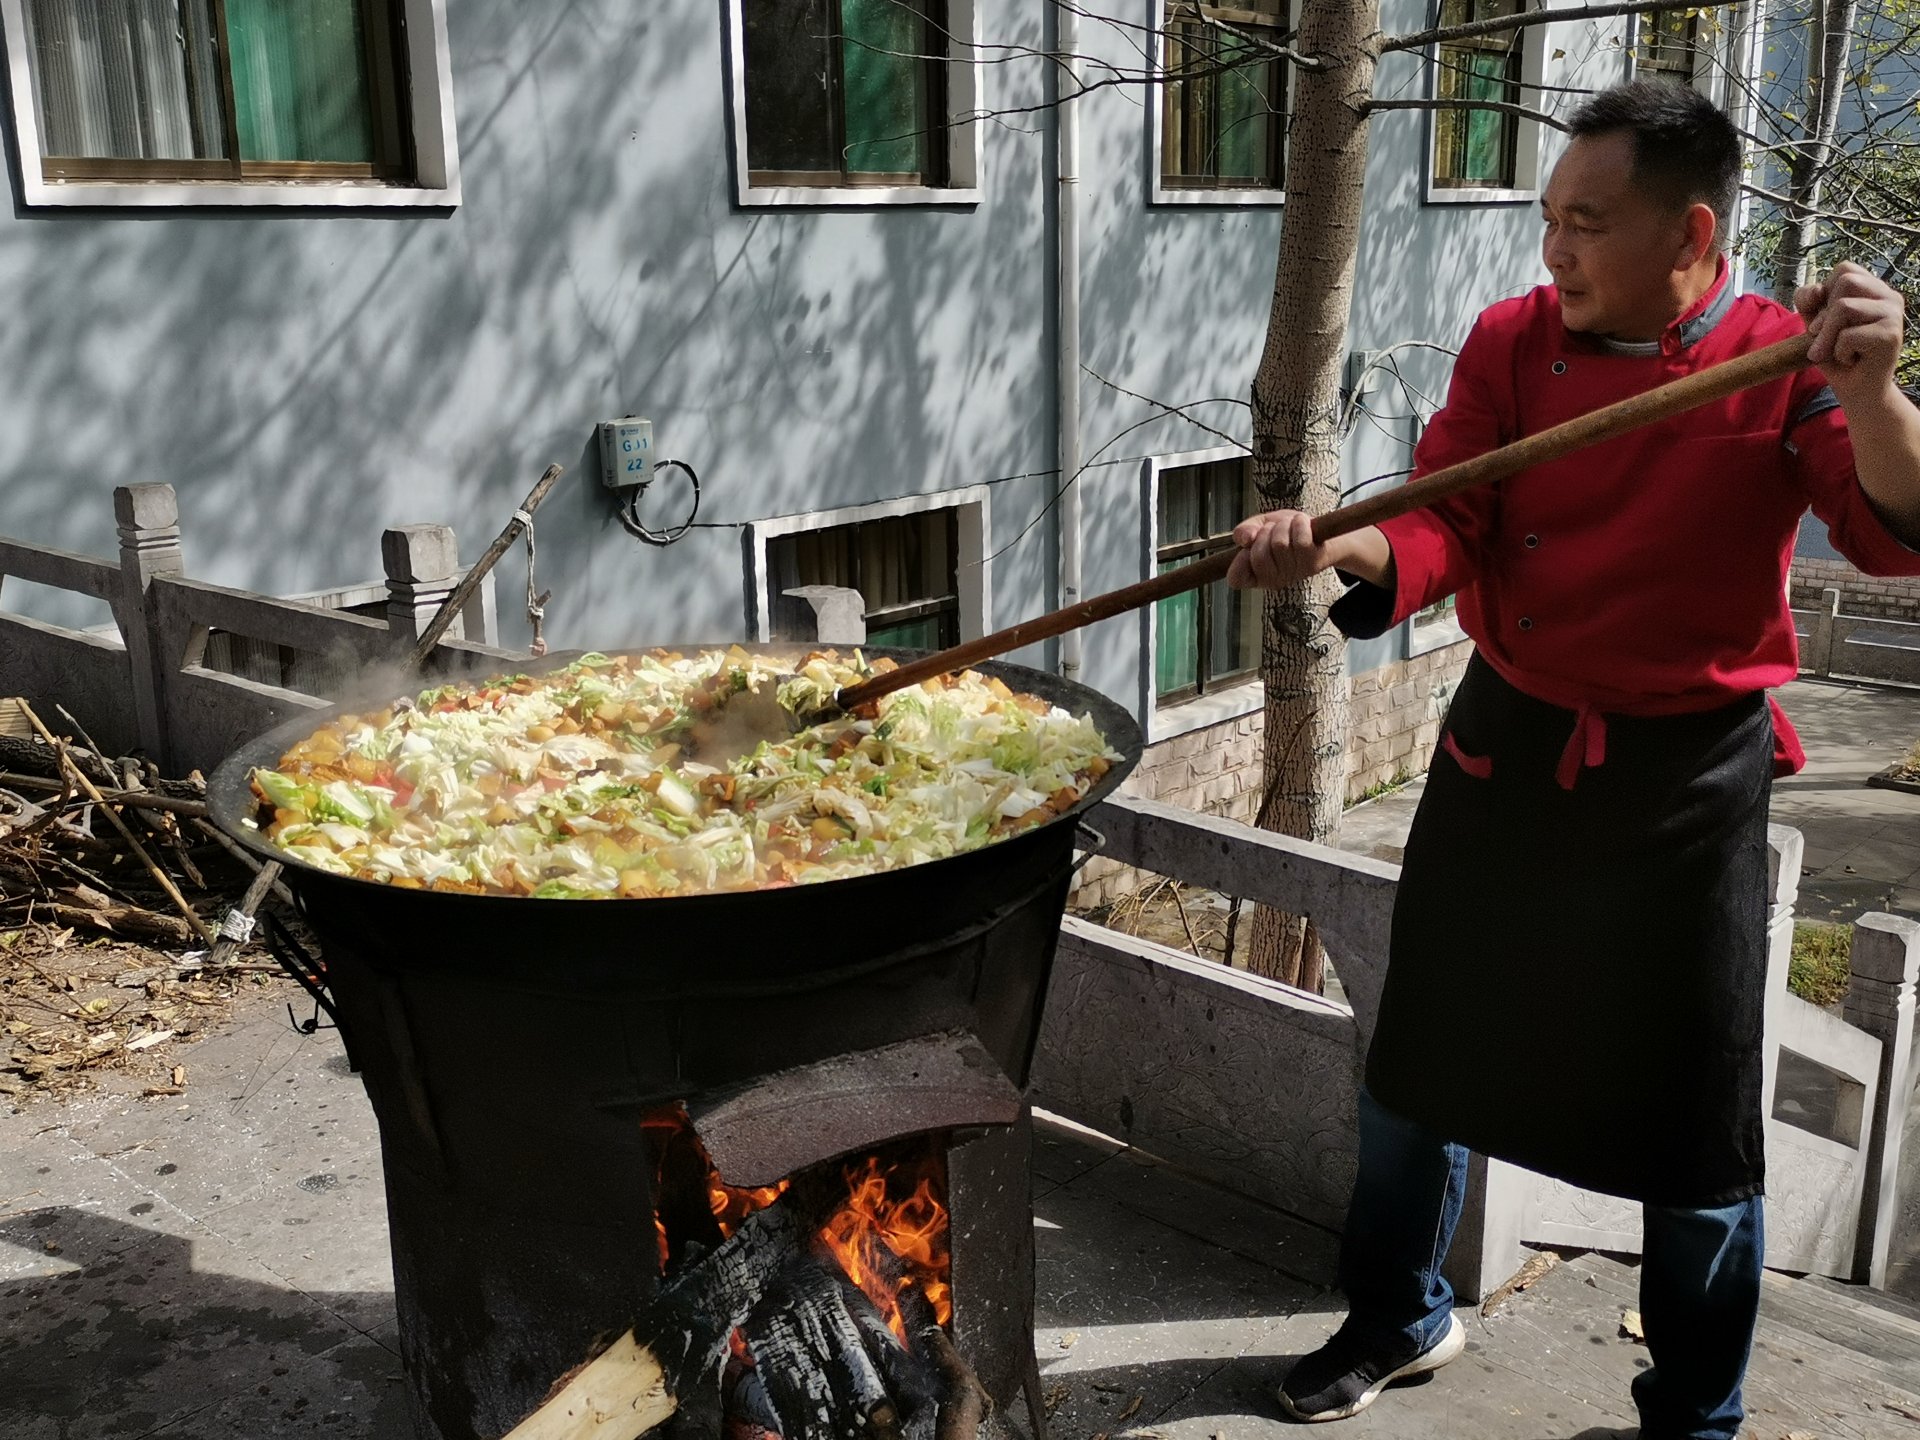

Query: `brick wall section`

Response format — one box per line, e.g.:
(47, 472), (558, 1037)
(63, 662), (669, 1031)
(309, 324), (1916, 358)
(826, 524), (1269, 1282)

(1074, 638), (1474, 909)
(1791, 556), (1920, 623)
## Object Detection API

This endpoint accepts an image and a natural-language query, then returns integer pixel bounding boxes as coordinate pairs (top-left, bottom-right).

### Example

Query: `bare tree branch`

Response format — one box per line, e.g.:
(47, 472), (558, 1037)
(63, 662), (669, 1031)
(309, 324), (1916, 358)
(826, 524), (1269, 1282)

(1741, 181), (1920, 239)
(1381, 0), (1701, 56)
(1363, 96), (1570, 132)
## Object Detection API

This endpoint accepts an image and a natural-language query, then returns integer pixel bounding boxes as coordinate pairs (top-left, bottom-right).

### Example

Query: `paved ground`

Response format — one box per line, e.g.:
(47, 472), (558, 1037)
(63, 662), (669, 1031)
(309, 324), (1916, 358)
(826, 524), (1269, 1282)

(1338, 676), (1920, 925)
(6, 1008), (1920, 1440)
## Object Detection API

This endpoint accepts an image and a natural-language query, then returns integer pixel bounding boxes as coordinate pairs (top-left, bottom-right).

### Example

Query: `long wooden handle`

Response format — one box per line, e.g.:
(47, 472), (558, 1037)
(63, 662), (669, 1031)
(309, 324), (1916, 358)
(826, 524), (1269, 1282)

(834, 331), (1813, 713)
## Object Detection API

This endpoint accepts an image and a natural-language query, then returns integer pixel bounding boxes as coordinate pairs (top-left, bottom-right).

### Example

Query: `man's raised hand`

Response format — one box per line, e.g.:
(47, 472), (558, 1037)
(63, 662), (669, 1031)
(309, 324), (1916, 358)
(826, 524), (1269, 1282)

(1796, 261), (1907, 405)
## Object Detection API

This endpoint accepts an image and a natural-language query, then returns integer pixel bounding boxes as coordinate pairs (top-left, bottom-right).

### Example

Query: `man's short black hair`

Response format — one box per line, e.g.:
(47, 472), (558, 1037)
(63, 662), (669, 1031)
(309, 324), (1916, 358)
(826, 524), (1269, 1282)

(1566, 80), (1742, 247)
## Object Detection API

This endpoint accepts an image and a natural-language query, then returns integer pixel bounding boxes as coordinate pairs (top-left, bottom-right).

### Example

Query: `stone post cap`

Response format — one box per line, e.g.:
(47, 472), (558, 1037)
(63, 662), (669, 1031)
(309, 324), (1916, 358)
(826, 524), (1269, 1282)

(382, 525), (461, 584)
(782, 585), (866, 645)
(114, 484), (179, 530)
(1851, 912), (1920, 986)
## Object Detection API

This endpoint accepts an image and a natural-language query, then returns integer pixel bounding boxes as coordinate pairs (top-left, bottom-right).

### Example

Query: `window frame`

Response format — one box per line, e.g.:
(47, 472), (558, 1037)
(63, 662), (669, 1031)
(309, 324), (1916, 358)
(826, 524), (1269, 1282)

(1140, 447), (1264, 745)
(1, 0), (460, 208)
(1420, 0), (1546, 206)
(1149, 0), (1295, 207)
(1626, 4), (1738, 106)
(746, 487), (992, 644)
(725, 0), (981, 208)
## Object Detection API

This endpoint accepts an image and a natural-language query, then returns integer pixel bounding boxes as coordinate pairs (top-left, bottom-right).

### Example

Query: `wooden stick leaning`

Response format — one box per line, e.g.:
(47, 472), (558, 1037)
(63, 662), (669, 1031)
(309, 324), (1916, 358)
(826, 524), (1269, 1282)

(408, 462), (566, 670)
(831, 332), (1814, 715)
(16, 701), (215, 946)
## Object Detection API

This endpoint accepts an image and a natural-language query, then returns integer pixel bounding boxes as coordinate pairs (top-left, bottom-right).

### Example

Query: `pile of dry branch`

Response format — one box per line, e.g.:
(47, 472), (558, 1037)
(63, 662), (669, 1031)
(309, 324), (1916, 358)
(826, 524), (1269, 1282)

(0, 699), (291, 1100)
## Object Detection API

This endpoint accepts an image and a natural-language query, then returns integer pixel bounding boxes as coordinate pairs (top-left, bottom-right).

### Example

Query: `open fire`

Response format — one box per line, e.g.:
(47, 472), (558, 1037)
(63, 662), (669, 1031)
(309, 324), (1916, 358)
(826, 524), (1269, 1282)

(640, 1109), (971, 1439)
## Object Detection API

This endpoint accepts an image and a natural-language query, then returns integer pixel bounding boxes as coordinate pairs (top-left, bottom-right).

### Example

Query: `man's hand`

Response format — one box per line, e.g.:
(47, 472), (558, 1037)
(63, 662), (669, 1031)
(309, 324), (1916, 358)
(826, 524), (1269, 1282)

(1796, 261), (1907, 406)
(1227, 510), (1332, 590)
(1227, 512), (1395, 591)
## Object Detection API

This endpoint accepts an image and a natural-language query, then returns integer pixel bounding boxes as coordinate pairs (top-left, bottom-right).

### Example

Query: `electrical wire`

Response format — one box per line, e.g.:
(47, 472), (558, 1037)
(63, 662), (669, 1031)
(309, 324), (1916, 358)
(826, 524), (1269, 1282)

(619, 459), (702, 546)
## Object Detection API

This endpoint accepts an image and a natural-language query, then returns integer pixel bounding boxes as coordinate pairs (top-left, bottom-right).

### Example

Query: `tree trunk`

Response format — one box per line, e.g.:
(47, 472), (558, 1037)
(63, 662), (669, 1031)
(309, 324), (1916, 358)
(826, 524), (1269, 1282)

(1772, 0), (1860, 302)
(1244, 0), (1379, 990)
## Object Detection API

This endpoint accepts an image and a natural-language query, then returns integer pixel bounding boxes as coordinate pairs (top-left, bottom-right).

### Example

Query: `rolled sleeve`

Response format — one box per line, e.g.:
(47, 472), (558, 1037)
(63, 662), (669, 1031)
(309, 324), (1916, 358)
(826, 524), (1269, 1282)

(1791, 387), (1920, 575)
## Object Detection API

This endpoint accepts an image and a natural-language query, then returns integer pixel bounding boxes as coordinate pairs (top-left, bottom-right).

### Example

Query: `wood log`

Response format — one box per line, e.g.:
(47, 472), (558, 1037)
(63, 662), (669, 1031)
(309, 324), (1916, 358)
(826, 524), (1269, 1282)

(743, 1254), (898, 1440)
(835, 1271), (940, 1427)
(1, 896), (197, 946)
(920, 1329), (987, 1440)
(0, 740), (202, 800)
(505, 1174), (836, 1440)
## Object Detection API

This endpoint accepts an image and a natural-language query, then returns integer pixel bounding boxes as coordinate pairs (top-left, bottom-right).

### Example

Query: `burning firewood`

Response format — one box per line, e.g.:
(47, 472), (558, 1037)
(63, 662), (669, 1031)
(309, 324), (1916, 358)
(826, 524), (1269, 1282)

(742, 1252), (903, 1439)
(505, 1160), (993, 1440)
(504, 1172), (840, 1440)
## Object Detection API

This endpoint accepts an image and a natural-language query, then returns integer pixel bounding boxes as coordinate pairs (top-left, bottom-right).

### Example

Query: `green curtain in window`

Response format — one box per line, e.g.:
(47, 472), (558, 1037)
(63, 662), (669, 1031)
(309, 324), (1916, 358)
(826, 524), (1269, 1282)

(1461, 50), (1511, 183)
(1212, 35), (1273, 182)
(840, 0), (932, 176)
(1156, 569), (1201, 699)
(224, 0), (374, 162)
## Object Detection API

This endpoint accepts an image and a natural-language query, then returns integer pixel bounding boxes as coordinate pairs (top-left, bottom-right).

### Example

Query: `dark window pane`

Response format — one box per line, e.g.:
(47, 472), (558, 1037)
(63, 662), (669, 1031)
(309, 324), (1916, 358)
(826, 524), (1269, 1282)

(770, 509), (959, 646)
(869, 612), (950, 649)
(1209, 575), (1258, 682)
(1161, 9), (1283, 188)
(31, 0), (227, 159)
(1433, 0), (1521, 189)
(1159, 470), (1205, 545)
(840, 0), (934, 176)
(744, 0), (838, 173)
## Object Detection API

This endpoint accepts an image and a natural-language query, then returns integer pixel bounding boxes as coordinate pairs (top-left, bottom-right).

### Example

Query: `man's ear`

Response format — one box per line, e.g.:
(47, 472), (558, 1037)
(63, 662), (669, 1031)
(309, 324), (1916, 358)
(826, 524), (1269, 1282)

(1678, 202), (1719, 270)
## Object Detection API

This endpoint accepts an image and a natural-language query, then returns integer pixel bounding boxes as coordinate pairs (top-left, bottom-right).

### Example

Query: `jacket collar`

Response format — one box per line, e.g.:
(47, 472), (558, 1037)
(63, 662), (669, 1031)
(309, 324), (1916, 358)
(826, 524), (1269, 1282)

(1570, 258), (1735, 357)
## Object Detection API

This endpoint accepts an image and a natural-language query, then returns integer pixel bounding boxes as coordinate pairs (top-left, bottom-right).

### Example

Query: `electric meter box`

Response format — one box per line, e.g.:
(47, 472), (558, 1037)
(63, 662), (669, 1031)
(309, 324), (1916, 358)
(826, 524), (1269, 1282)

(599, 418), (654, 491)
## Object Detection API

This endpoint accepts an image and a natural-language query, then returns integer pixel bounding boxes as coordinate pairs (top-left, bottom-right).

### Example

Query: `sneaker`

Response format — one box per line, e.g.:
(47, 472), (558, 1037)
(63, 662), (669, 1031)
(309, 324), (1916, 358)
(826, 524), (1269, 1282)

(1277, 1313), (1467, 1422)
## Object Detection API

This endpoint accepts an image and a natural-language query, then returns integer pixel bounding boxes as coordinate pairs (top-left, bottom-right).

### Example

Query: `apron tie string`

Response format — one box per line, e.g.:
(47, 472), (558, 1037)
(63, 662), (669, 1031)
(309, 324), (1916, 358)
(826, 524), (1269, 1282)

(1555, 704), (1608, 791)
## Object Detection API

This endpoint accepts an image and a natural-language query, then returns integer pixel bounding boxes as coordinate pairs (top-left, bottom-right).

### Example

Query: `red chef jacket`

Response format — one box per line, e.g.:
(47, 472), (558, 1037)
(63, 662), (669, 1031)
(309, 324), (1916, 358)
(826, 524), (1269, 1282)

(1363, 264), (1920, 782)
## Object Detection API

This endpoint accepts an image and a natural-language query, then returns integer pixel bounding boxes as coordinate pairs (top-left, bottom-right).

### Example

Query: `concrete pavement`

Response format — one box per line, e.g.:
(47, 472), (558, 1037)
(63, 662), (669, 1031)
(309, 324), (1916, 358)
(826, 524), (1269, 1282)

(6, 1005), (1920, 1439)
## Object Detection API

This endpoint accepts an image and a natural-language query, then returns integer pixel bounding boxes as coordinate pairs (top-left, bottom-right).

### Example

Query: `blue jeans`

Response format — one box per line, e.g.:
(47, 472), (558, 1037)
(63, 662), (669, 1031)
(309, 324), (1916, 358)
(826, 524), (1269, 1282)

(1340, 1090), (1765, 1440)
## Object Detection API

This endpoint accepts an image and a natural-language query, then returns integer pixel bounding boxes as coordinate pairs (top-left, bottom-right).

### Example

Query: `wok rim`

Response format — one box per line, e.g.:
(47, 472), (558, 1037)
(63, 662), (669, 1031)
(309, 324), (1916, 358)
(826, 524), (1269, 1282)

(203, 642), (1143, 912)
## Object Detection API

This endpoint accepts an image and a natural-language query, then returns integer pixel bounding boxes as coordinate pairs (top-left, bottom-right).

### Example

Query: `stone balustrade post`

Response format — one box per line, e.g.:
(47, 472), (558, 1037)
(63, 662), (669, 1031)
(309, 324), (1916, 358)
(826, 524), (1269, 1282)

(383, 525), (463, 650)
(1805, 586), (1841, 677)
(1846, 912), (1920, 1294)
(779, 585), (867, 645)
(113, 484), (184, 765)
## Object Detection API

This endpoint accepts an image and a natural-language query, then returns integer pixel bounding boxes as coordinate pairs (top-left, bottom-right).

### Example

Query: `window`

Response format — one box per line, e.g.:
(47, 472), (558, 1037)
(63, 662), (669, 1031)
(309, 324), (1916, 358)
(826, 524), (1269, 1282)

(4, 0), (458, 205)
(739, 0), (970, 195)
(1160, 0), (1288, 192)
(1633, 9), (1701, 84)
(1431, 0), (1524, 191)
(768, 509), (962, 649)
(1155, 458), (1260, 704)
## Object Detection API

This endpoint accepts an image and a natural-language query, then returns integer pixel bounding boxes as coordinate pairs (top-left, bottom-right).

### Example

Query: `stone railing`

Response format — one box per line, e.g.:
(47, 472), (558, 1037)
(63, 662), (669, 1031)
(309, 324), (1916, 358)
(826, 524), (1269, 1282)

(1032, 794), (1920, 1301)
(1796, 586), (1920, 687)
(0, 484), (517, 774)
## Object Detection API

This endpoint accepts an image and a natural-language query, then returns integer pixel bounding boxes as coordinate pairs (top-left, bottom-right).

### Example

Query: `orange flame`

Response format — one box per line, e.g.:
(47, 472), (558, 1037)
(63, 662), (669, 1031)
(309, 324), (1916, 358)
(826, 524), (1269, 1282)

(645, 1108), (953, 1345)
(817, 1154), (953, 1340)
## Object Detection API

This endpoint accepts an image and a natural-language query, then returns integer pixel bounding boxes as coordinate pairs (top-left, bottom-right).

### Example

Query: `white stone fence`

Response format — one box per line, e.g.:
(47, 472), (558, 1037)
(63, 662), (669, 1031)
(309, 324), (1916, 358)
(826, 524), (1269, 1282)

(0, 483), (519, 776)
(1797, 586), (1920, 687)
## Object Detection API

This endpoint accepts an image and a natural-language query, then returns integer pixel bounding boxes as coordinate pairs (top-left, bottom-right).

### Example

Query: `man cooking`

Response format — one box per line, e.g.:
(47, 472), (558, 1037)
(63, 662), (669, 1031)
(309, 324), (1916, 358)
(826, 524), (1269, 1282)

(1226, 80), (1920, 1438)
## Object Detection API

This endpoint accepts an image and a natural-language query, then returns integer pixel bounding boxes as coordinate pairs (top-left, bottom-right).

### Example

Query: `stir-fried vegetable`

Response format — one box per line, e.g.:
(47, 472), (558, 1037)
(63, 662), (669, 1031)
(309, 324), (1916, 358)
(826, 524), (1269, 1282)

(250, 648), (1120, 898)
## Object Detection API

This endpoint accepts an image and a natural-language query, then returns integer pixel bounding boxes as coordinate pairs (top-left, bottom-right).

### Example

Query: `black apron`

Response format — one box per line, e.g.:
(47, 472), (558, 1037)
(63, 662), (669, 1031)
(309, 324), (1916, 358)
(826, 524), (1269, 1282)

(1367, 655), (1773, 1209)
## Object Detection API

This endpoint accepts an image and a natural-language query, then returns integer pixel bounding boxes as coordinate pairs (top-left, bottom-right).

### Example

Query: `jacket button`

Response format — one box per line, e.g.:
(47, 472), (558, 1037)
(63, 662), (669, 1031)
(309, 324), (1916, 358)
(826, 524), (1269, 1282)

(1524, 534), (1540, 549)
(1552, 361), (1568, 375)
(1518, 616), (1534, 631)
